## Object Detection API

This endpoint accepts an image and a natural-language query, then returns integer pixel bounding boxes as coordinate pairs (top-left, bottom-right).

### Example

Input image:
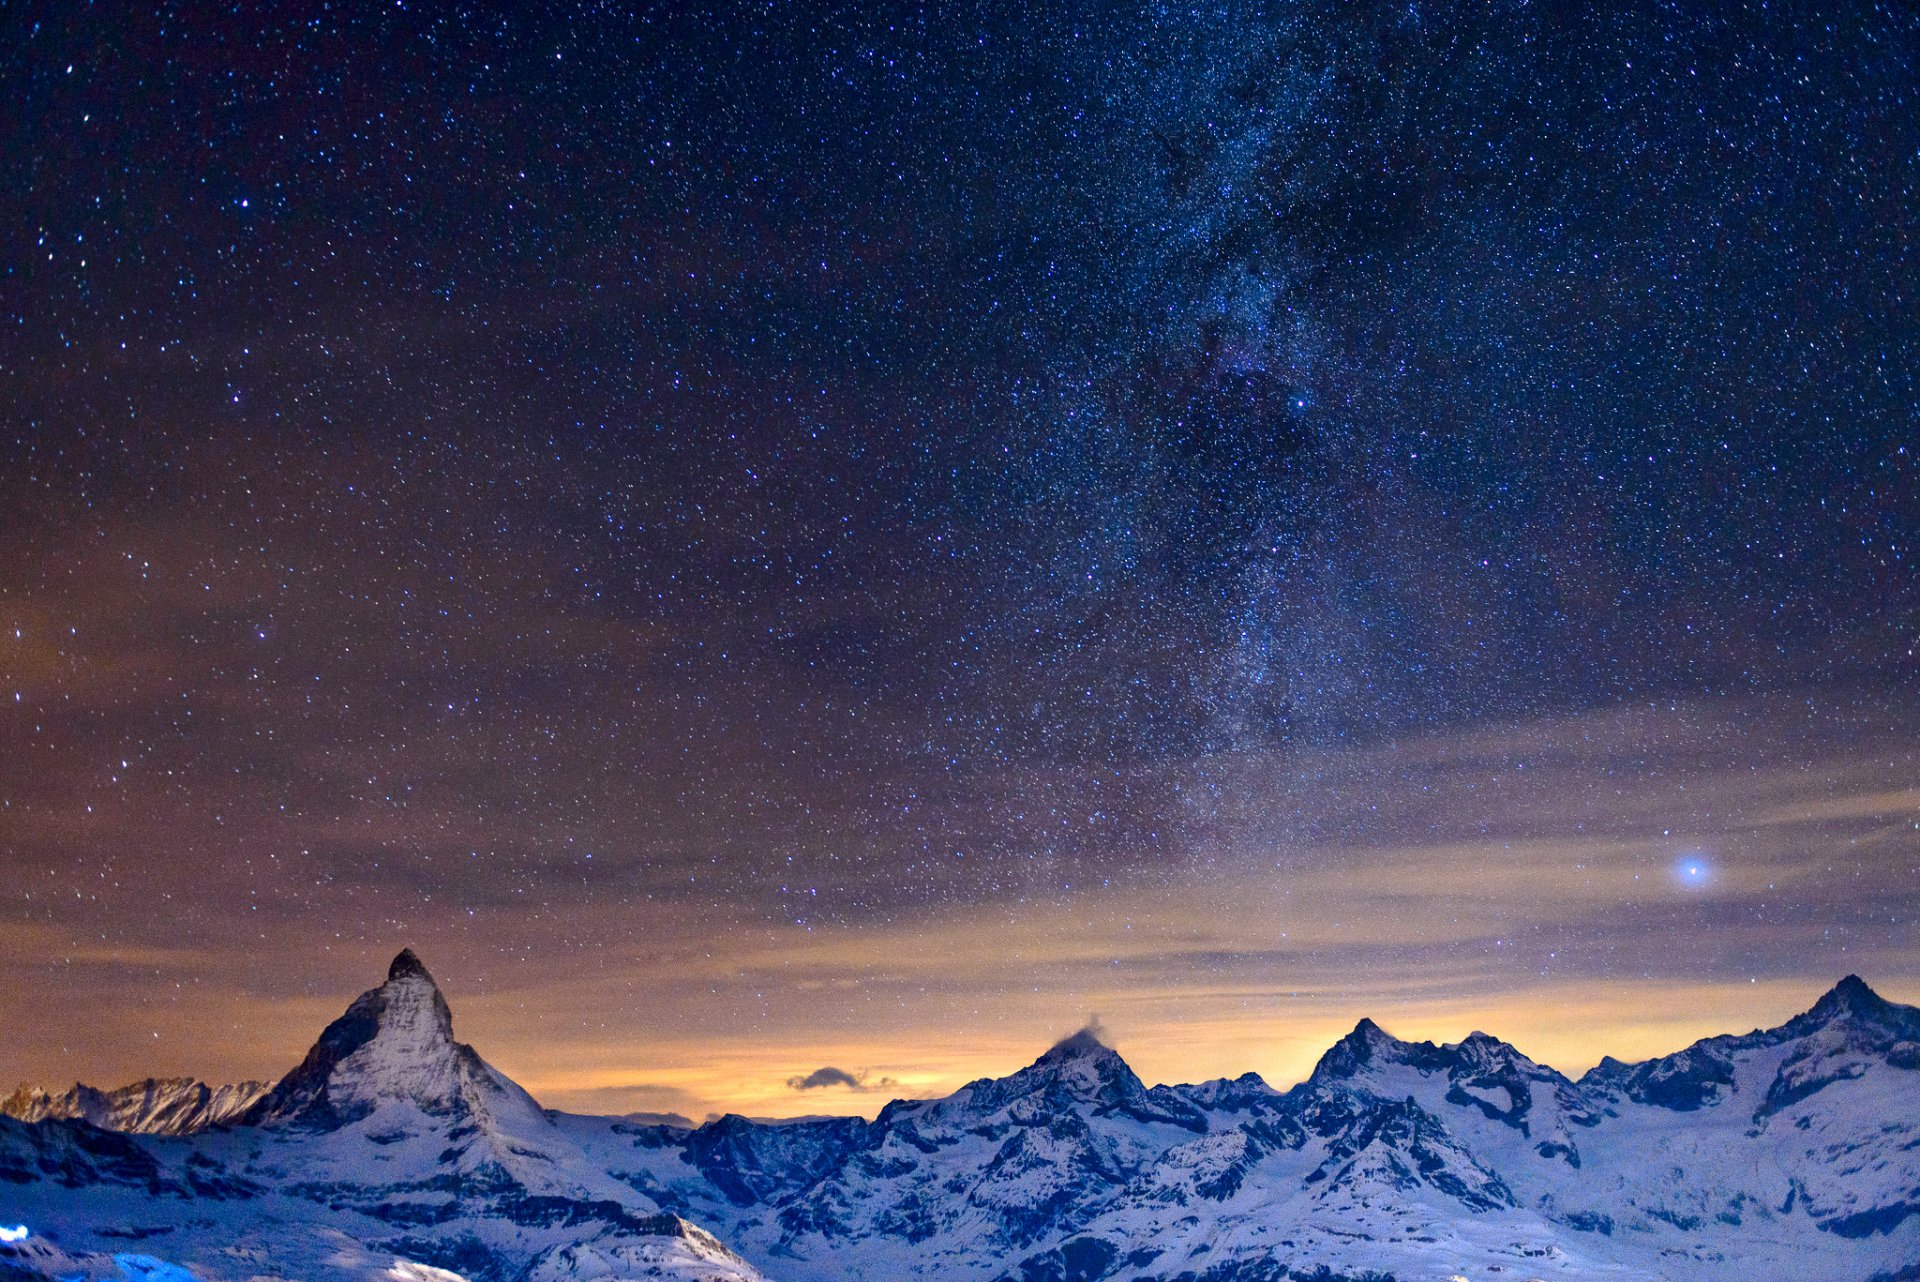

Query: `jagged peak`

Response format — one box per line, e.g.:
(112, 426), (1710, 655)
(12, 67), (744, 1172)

(1808, 973), (1890, 1021)
(246, 948), (466, 1127)
(1455, 1028), (1529, 1064)
(1784, 973), (1920, 1046)
(1013, 1024), (1137, 1096)
(1575, 976), (1919, 1111)
(388, 947), (435, 983)
(931, 1022), (1210, 1131)
(1, 1076), (273, 1135)
(1352, 1016), (1397, 1045)
(919, 1022), (1171, 1124)
(1172, 1068), (1282, 1114)
(1309, 1016), (1406, 1081)
(1308, 1018), (1547, 1087)
(1038, 1024), (1117, 1063)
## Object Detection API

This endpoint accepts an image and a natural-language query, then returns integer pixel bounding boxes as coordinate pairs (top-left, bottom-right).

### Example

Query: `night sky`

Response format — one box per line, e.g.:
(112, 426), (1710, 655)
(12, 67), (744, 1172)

(3, 1), (1917, 1120)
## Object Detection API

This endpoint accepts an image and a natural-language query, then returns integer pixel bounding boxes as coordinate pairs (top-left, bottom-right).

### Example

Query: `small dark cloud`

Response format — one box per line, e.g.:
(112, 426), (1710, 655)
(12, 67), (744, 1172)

(786, 1066), (899, 1093)
(789, 1066), (862, 1091)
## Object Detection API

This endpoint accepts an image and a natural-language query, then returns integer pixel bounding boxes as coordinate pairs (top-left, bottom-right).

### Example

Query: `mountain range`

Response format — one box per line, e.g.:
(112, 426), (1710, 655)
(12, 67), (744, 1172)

(4, 951), (1917, 1282)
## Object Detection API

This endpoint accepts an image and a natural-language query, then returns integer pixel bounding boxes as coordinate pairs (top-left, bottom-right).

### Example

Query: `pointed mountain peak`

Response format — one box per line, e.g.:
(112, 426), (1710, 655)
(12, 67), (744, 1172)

(930, 1021), (1209, 1131)
(1579, 977), (1919, 1111)
(247, 948), (465, 1127)
(365, 947), (455, 1045)
(388, 947), (434, 983)
(1352, 1017), (1396, 1044)
(1017, 1023), (1134, 1096)
(1790, 973), (1920, 1044)
(1038, 1024), (1117, 1063)
(1309, 1017), (1418, 1083)
(937, 1023), (1155, 1120)
(1458, 1028), (1517, 1056)
(1810, 974), (1887, 1020)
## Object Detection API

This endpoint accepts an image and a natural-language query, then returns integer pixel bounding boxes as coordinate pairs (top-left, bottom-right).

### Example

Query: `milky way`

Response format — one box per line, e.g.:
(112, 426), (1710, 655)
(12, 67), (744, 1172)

(3, 1), (1916, 1117)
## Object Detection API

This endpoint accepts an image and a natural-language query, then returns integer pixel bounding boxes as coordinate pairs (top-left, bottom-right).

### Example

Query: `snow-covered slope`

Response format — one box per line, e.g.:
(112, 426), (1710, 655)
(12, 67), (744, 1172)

(1, 1078), (271, 1136)
(8, 963), (1919, 1282)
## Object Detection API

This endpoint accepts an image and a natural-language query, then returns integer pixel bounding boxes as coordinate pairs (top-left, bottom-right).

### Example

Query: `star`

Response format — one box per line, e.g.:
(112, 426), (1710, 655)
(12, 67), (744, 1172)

(1675, 855), (1714, 890)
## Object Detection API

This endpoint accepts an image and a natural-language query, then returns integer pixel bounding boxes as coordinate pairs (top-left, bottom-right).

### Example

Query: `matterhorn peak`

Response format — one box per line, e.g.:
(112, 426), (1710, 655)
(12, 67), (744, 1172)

(370, 946), (456, 1040)
(245, 947), (478, 1128)
(387, 946), (434, 982)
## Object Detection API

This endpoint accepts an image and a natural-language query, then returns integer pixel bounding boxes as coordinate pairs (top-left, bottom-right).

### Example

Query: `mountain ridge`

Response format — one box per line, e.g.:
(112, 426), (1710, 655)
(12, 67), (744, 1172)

(6, 958), (1918, 1282)
(0, 1076), (273, 1136)
(16, 969), (1900, 1134)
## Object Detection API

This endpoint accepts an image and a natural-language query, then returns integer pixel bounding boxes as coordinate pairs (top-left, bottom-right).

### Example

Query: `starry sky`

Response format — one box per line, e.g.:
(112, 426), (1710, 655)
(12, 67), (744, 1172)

(3, 1), (1917, 1120)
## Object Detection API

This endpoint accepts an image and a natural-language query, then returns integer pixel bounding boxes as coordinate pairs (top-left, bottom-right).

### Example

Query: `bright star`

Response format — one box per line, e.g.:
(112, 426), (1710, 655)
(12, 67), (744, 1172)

(1674, 854), (1713, 889)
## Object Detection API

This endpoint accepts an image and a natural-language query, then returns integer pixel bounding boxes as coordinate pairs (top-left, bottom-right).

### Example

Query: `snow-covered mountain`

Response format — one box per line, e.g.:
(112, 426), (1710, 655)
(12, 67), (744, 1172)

(1, 1078), (271, 1136)
(546, 976), (1920, 1281)
(6, 959), (1919, 1282)
(0, 950), (766, 1282)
